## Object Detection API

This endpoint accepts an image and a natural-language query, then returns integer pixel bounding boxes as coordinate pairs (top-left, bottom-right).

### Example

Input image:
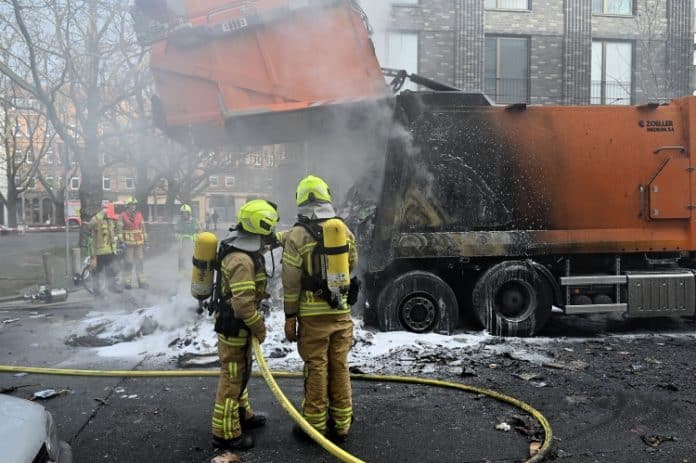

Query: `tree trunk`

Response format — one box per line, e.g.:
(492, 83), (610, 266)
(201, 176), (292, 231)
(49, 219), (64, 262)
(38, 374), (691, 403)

(53, 190), (66, 226)
(6, 189), (19, 228)
(165, 179), (179, 222)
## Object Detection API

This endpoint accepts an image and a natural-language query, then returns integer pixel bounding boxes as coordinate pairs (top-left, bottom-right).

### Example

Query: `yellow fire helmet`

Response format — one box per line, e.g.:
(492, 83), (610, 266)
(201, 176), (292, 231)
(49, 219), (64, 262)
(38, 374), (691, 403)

(180, 204), (192, 213)
(237, 199), (279, 236)
(296, 175), (331, 206)
(127, 196), (138, 205)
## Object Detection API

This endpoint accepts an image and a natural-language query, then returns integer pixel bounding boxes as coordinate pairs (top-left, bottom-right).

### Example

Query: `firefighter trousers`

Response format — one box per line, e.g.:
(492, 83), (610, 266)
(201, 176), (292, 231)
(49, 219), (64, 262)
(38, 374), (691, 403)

(212, 334), (256, 440)
(298, 313), (353, 436)
(122, 245), (145, 285)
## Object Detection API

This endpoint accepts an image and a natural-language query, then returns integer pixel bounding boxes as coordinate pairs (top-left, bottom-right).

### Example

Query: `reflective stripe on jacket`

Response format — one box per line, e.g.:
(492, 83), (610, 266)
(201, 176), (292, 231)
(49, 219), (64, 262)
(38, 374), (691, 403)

(87, 211), (118, 256)
(118, 211), (146, 245)
(217, 251), (268, 342)
(281, 220), (357, 318)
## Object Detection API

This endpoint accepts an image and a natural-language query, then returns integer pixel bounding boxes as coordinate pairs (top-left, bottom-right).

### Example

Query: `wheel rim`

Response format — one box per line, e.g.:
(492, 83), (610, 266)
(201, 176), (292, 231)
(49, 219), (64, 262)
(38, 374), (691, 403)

(400, 294), (437, 332)
(494, 280), (536, 322)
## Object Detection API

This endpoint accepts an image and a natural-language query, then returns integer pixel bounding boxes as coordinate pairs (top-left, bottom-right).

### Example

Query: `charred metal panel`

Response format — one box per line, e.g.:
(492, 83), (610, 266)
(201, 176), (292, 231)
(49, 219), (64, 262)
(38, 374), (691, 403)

(625, 271), (695, 317)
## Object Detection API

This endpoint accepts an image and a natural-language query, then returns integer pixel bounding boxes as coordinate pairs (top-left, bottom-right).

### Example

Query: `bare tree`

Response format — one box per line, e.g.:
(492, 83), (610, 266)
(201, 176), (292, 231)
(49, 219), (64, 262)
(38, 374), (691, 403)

(0, 0), (147, 221)
(0, 88), (55, 227)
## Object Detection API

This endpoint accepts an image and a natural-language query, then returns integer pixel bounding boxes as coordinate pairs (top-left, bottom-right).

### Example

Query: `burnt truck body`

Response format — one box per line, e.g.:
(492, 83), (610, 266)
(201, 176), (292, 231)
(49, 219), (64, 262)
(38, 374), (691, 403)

(362, 91), (696, 336)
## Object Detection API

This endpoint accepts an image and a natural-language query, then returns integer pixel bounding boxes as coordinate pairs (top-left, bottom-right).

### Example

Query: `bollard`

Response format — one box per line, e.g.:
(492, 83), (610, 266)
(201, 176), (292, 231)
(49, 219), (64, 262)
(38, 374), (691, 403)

(70, 248), (82, 276)
(42, 252), (55, 287)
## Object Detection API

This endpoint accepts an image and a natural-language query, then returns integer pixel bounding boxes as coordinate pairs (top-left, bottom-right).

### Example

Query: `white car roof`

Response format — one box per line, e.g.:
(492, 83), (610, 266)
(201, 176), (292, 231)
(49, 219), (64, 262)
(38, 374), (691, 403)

(0, 394), (47, 463)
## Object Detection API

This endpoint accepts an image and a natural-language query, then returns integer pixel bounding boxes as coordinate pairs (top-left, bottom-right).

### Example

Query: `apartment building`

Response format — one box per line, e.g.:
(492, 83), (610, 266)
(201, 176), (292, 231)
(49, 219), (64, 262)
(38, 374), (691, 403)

(377, 0), (693, 105)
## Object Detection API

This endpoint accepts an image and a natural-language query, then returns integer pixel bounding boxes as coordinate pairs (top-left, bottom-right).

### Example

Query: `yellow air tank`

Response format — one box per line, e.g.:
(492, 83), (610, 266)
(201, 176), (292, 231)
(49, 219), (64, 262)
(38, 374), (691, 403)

(191, 232), (218, 300)
(322, 219), (350, 303)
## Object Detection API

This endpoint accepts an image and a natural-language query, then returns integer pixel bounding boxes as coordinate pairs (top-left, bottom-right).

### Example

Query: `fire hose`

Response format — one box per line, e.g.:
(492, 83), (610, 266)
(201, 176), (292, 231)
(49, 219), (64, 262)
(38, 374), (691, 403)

(0, 340), (554, 463)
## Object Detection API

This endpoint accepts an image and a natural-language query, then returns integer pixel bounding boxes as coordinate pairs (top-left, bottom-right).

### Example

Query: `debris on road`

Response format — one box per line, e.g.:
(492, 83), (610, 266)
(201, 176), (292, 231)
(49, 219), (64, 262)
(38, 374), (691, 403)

(529, 442), (542, 457)
(2, 318), (20, 325)
(13, 372), (28, 377)
(543, 360), (588, 372)
(656, 382), (679, 392)
(211, 452), (240, 463)
(32, 388), (70, 400)
(641, 434), (677, 448)
(495, 422), (511, 432)
(93, 397), (108, 405)
(460, 367), (477, 377)
(0, 384), (39, 393)
(513, 372), (543, 381)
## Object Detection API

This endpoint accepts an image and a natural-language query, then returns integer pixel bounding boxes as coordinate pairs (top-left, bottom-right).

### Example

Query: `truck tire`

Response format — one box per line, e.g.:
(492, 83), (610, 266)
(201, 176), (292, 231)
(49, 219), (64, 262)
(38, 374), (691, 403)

(377, 271), (459, 334)
(472, 261), (552, 337)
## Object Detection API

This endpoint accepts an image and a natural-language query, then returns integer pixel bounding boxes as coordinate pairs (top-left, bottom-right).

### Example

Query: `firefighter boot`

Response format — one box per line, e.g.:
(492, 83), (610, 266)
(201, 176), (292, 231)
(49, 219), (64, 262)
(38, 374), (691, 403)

(213, 433), (254, 451)
(240, 409), (266, 431)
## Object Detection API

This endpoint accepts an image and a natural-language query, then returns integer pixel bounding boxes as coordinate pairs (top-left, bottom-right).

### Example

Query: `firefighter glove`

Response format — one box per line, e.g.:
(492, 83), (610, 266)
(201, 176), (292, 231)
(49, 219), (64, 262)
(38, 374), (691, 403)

(284, 316), (298, 342)
(247, 318), (267, 344)
(347, 276), (362, 306)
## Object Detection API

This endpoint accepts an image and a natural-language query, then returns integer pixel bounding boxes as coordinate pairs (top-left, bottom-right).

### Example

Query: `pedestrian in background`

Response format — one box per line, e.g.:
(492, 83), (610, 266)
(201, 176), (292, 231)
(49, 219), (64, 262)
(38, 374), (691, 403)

(205, 212), (212, 230)
(212, 209), (219, 231)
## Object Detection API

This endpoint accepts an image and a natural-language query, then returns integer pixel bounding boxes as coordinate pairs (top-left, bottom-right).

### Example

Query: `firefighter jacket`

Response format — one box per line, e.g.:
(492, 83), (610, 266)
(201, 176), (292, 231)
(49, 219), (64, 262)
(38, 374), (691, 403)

(282, 220), (357, 318)
(217, 251), (268, 346)
(118, 211), (147, 245)
(175, 218), (201, 242)
(87, 211), (119, 257)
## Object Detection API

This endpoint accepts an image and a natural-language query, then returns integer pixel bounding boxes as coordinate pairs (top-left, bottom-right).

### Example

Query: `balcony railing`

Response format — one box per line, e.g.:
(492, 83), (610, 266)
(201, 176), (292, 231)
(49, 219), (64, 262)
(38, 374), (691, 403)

(484, 77), (529, 104)
(591, 80), (632, 105)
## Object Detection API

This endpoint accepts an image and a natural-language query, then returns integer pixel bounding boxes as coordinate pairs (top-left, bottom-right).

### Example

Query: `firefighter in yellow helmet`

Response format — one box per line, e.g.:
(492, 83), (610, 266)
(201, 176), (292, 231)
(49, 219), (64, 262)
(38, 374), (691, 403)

(118, 196), (148, 289)
(211, 199), (279, 451)
(282, 175), (361, 442)
(175, 204), (201, 274)
(86, 202), (122, 296)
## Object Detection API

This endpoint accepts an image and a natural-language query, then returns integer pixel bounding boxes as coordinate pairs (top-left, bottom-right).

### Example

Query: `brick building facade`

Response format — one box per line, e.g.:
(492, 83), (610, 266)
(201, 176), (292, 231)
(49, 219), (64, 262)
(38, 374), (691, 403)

(377, 0), (693, 105)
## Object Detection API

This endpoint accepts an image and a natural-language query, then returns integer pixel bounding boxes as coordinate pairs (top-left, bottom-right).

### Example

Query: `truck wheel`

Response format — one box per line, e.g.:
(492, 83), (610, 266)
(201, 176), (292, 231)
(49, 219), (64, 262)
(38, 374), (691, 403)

(377, 271), (459, 334)
(472, 261), (552, 337)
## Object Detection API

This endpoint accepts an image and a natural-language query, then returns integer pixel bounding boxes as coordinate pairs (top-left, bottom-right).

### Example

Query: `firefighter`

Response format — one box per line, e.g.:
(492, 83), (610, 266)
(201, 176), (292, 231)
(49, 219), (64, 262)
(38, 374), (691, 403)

(282, 175), (361, 442)
(211, 199), (279, 451)
(87, 202), (122, 296)
(175, 204), (201, 274)
(118, 196), (148, 289)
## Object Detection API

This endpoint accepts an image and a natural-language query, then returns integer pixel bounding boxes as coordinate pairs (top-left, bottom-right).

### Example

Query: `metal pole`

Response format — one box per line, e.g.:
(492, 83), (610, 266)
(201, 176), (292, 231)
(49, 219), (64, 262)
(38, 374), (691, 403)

(65, 195), (70, 276)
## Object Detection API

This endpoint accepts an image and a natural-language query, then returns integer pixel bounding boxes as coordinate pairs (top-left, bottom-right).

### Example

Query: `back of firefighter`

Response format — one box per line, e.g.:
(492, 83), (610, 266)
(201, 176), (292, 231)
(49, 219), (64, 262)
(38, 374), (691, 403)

(175, 204), (201, 274)
(86, 202), (122, 295)
(282, 175), (359, 442)
(118, 197), (148, 289)
(211, 199), (278, 451)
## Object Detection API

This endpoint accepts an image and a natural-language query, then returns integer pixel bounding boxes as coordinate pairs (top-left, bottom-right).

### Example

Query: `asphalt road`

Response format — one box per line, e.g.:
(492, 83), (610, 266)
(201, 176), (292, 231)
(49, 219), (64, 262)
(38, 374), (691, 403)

(2, 299), (696, 462)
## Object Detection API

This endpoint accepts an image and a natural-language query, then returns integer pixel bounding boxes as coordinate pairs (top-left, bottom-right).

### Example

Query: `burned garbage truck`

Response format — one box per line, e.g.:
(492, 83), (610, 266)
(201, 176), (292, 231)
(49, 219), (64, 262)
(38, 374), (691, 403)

(134, 0), (696, 336)
(364, 93), (696, 336)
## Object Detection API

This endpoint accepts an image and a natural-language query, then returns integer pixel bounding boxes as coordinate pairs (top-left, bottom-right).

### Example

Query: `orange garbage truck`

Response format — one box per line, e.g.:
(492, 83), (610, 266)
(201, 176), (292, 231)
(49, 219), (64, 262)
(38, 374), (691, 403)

(134, 0), (696, 336)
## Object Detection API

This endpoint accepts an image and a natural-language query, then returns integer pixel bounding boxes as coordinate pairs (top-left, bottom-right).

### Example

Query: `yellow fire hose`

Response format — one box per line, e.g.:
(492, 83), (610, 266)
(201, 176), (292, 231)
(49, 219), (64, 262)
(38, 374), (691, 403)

(0, 340), (553, 463)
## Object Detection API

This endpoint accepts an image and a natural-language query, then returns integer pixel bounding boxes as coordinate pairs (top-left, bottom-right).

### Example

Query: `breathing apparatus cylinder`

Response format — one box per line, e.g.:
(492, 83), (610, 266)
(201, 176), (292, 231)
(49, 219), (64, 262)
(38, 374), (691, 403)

(191, 232), (218, 300)
(321, 219), (350, 303)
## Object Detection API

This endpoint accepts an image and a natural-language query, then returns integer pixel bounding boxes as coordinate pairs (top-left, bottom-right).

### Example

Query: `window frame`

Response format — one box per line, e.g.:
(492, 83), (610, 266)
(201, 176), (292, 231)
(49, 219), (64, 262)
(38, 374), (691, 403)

(102, 176), (111, 191)
(70, 177), (80, 190)
(225, 175), (235, 187)
(591, 0), (634, 16)
(209, 175), (219, 187)
(484, 35), (531, 104)
(484, 0), (532, 11)
(591, 39), (635, 105)
(125, 177), (135, 189)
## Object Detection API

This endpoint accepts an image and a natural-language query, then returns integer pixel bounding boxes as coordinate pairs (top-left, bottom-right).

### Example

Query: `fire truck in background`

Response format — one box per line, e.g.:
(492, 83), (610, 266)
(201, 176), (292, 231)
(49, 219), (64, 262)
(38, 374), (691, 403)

(133, 0), (696, 337)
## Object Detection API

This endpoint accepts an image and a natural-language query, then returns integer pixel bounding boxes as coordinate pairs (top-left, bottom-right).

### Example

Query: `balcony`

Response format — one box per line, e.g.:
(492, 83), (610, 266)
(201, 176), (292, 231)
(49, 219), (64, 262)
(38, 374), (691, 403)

(484, 77), (529, 104)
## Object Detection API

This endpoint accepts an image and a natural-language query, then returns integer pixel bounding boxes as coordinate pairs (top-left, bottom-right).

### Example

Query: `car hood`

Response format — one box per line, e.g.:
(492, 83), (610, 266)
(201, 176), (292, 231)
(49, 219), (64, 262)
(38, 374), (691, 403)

(0, 394), (47, 463)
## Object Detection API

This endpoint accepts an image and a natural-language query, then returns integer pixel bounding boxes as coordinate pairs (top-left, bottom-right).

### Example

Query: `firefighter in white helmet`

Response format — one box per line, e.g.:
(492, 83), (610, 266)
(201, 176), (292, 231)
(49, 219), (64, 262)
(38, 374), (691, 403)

(282, 175), (361, 443)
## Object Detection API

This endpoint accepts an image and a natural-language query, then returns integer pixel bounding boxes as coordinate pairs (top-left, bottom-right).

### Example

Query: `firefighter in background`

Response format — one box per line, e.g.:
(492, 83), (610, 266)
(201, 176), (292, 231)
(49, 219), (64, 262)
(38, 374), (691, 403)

(211, 199), (278, 451)
(175, 204), (201, 274)
(87, 202), (122, 295)
(118, 196), (148, 289)
(282, 175), (361, 442)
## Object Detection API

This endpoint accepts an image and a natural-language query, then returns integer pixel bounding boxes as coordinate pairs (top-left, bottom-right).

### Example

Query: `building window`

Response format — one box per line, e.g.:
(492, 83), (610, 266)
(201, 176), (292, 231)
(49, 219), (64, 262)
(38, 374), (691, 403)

(45, 149), (54, 164)
(102, 177), (111, 190)
(26, 148), (34, 164)
(125, 178), (135, 189)
(225, 176), (236, 187)
(592, 40), (633, 105)
(70, 177), (80, 190)
(393, 0), (418, 4)
(592, 0), (633, 15)
(484, 36), (530, 104)
(374, 31), (419, 91)
(485, 0), (530, 10)
(209, 175), (219, 187)
(45, 176), (54, 187)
